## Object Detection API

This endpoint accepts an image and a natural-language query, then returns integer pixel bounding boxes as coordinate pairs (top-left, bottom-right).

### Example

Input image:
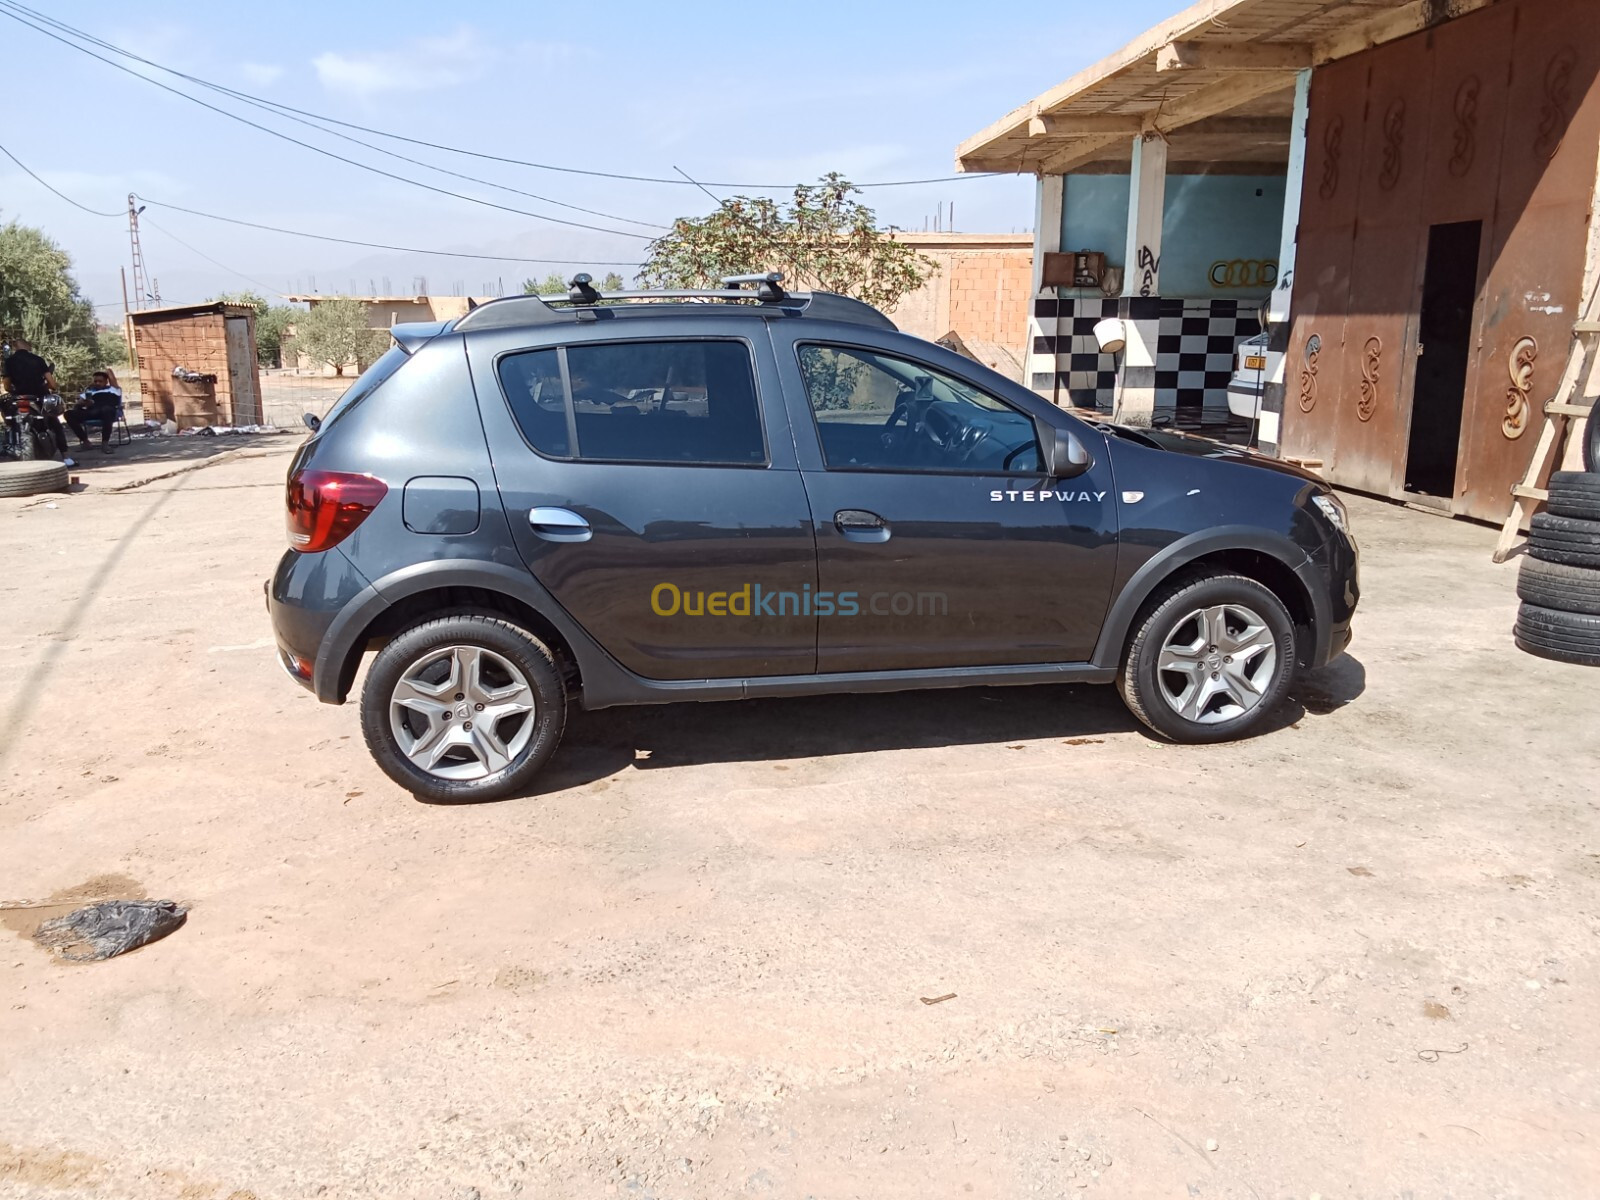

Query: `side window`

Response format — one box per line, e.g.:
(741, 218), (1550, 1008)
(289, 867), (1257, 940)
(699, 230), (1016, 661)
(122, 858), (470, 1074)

(498, 347), (570, 456)
(797, 344), (1042, 474)
(579, 340), (766, 464)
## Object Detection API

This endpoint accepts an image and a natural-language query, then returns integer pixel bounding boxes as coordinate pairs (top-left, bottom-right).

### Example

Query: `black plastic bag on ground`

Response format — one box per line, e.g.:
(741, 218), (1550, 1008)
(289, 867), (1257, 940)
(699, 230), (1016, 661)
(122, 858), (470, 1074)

(33, 900), (188, 961)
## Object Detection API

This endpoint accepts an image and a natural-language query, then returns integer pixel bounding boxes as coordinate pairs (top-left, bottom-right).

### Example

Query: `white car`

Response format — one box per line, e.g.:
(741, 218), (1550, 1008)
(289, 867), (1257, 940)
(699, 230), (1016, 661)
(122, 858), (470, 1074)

(1225, 332), (1277, 422)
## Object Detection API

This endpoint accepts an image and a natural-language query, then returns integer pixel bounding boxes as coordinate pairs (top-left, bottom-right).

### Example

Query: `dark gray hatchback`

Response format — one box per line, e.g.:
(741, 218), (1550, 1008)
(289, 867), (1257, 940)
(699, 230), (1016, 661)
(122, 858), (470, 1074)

(269, 275), (1357, 802)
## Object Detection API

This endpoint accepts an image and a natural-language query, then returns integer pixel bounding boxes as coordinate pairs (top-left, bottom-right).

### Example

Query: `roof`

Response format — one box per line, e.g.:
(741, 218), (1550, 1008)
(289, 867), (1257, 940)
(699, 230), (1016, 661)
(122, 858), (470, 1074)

(129, 301), (259, 323)
(955, 0), (1495, 174)
(446, 289), (897, 336)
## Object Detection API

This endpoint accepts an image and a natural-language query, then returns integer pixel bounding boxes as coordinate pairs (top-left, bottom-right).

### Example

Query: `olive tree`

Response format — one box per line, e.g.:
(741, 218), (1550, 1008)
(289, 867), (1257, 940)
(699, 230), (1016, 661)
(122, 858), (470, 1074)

(0, 218), (99, 387)
(639, 174), (935, 312)
(295, 297), (388, 376)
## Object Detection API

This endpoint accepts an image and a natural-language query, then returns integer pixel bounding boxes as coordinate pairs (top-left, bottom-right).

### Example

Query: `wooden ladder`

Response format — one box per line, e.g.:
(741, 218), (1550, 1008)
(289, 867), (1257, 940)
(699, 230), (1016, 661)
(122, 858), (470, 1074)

(1491, 313), (1599, 563)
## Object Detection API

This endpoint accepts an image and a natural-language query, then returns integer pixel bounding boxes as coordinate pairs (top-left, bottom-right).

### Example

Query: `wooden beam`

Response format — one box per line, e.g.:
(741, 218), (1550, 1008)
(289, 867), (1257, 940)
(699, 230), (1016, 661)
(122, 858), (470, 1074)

(1313, 0), (1496, 64)
(1037, 134), (1134, 175)
(1029, 114), (1145, 137)
(1157, 41), (1312, 73)
(954, 155), (1030, 175)
(1148, 71), (1297, 133)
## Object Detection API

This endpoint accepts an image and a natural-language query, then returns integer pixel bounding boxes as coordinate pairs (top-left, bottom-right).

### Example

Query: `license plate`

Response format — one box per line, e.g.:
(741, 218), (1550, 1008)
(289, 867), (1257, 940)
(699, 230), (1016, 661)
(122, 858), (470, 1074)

(1244, 355), (1267, 370)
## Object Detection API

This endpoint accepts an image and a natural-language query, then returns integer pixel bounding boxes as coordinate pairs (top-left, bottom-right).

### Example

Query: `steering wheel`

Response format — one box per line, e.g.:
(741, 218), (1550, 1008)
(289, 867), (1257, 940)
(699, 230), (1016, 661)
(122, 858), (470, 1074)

(952, 422), (990, 465)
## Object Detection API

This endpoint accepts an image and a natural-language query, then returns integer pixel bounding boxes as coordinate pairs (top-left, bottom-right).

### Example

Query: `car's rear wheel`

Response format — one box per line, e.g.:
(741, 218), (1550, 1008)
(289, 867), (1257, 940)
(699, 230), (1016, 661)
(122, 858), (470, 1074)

(360, 612), (566, 802)
(1118, 573), (1296, 743)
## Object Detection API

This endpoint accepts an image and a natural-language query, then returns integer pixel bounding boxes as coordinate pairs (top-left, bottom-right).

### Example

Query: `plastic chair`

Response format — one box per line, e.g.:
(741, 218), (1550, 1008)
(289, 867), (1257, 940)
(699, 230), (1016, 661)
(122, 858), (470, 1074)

(80, 400), (130, 447)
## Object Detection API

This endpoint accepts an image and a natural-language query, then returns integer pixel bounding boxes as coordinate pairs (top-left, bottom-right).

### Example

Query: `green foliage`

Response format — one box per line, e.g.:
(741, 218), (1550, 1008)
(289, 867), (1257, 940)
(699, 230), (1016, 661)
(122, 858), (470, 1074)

(639, 174), (936, 312)
(523, 271), (629, 295)
(213, 290), (296, 367)
(797, 345), (865, 412)
(0, 218), (99, 389)
(95, 327), (129, 368)
(295, 297), (390, 376)
(521, 272), (568, 295)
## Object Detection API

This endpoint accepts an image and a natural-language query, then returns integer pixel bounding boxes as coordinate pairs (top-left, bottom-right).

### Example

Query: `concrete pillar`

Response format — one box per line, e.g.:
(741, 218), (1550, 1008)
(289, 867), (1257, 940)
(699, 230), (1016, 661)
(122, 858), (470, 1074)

(1114, 134), (1168, 425)
(1025, 174), (1065, 397)
(1259, 68), (1312, 456)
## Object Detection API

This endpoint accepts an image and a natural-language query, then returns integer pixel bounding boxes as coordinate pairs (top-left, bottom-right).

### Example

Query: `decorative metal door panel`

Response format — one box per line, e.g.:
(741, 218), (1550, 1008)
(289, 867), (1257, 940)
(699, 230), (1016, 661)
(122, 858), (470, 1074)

(1330, 33), (1435, 497)
(1420, 3), (1515, 226)
(1459, 0), (1599, 520)
(1280, 55), (1370, 467)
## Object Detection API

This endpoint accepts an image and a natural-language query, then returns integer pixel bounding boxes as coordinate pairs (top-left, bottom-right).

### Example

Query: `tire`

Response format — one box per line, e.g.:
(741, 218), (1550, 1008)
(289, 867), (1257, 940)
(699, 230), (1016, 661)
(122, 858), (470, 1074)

(360, 612), (567, 802)
(0, 459), (69, 498)
(1527, 512), (1600, 567)
(1117, 573), (1297, 743)
(1514, 602), (1600, 667)
(1546, 471), (1600, 520)
(1516, 556), (1600, 615)
(1584, 408), (1598, 472)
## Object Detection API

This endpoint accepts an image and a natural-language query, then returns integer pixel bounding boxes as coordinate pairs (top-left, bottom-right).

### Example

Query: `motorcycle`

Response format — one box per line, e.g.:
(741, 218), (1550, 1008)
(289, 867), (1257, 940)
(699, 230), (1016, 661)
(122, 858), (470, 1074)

(0, 392), (66, 461)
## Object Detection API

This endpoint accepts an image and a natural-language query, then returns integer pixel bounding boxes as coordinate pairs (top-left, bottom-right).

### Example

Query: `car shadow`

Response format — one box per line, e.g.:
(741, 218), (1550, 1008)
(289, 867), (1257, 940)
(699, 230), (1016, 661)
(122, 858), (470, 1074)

(415, 653), (1369, 804)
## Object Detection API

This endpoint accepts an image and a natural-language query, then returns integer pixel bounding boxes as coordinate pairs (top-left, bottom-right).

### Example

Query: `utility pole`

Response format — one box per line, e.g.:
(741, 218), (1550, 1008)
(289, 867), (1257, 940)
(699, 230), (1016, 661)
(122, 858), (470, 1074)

(127, 193), (151, 308)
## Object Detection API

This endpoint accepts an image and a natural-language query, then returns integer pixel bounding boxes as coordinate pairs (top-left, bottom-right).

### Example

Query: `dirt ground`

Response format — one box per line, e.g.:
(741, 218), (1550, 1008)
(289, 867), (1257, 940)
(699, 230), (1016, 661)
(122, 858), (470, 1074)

(1, 444), (1597, 1200)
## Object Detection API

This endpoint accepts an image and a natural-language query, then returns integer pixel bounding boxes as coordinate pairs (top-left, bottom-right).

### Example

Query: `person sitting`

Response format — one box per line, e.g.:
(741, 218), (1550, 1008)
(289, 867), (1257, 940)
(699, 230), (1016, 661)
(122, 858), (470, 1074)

(2, 338), (68, 457)
(67, 368), (124, 454)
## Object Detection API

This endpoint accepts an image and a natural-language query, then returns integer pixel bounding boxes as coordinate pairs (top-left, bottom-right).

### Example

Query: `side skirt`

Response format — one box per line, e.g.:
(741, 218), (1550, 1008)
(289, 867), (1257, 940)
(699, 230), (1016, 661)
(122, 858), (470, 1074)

(579, 661), (1117, 710)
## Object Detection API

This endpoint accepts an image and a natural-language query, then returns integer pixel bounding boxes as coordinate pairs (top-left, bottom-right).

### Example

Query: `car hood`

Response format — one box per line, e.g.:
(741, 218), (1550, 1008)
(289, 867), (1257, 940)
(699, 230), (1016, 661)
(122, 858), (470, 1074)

(1096, 422), (1326, 485)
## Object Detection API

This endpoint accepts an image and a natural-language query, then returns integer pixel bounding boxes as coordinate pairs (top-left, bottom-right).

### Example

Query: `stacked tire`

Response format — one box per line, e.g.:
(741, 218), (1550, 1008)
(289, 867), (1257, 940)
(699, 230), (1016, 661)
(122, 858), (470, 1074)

(1515, 472), (1600, 666)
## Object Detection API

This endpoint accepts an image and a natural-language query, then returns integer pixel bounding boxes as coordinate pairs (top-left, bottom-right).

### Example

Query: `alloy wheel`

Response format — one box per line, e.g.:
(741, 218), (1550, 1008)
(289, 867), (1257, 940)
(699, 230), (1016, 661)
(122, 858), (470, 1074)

(388, 644), (537, 780)
(1155, 603), (1278, 724)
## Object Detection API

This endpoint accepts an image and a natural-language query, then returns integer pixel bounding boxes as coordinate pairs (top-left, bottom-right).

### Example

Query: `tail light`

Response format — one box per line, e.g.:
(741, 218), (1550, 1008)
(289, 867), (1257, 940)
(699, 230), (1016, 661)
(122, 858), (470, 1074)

(286, 469), (387, 552)
(16, 397), (31, 415)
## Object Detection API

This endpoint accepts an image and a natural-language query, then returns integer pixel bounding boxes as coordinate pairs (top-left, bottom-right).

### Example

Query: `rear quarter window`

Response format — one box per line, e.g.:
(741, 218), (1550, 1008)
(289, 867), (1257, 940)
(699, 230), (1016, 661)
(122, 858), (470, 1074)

(312, 344), (408, 433)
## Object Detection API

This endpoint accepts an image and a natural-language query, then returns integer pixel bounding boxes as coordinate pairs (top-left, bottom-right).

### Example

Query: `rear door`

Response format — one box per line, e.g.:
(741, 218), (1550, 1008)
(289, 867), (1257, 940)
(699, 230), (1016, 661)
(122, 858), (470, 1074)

(769, 326), (1119, 673)
(466, 321), (817, 681)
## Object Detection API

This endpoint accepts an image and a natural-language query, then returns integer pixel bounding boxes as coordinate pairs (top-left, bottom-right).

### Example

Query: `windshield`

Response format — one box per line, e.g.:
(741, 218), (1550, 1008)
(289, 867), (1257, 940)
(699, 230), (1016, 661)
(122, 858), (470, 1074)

(312, 344), (407, 433)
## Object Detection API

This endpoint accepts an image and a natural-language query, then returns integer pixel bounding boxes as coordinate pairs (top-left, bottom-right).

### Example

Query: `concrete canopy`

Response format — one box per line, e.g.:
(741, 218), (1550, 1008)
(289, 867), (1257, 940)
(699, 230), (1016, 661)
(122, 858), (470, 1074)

(955, 0), (1496, 175)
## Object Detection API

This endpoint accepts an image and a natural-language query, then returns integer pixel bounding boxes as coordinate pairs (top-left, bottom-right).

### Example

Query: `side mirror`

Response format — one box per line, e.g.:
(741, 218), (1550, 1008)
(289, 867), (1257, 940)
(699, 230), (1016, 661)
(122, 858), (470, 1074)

(302, 412), (321, 433)
(1036, 421), (1091, 479)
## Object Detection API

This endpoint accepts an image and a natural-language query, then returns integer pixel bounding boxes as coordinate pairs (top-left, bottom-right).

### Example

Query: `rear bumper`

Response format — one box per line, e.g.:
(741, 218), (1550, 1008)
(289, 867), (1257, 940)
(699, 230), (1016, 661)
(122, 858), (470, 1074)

(267, 547), (375, 701)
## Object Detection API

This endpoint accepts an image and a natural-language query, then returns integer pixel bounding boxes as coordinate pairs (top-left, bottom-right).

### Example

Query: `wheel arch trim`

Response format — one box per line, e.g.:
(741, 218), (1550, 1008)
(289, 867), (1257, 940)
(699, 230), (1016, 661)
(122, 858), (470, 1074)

(1090, 527), (1327, 670)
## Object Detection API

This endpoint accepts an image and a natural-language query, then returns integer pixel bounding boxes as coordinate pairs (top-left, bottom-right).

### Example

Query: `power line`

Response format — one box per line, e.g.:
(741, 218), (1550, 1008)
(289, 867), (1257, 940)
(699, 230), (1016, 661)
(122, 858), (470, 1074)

(0, 3), (654, 241)
(135, 196), (641, 267)
(0, 136), (639, 269)
(0, 140), (121, 216)
(0, 1), (665, 232)
(141, 216), (290, 299)
(0, 0), (1005, 191)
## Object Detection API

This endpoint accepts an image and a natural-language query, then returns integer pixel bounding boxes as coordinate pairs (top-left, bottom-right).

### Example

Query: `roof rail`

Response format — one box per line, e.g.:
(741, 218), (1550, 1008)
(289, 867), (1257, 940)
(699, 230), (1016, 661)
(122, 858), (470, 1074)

(451, 274), (896, 332)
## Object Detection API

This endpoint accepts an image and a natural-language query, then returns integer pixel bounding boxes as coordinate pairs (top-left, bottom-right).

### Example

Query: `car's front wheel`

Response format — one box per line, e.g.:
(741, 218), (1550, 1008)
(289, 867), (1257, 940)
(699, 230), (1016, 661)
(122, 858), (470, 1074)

(1118, 573), (1296, 743)
(360, 613), (566, 802)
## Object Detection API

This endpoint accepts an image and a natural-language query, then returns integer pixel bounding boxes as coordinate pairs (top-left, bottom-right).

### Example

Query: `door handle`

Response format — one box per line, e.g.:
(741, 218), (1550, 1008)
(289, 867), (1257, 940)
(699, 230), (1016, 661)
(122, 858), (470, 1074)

(528, 506), (592, 543)
(835, 508), (890, 543)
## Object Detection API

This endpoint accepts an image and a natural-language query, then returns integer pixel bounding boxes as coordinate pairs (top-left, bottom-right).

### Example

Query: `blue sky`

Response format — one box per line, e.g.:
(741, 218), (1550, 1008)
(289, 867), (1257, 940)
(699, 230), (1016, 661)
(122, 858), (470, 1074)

(0, 0), (1182, 311)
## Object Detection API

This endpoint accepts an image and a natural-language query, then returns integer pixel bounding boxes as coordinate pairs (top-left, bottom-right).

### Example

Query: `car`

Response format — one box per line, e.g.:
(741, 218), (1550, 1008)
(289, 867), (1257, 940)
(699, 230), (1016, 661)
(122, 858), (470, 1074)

(1225, 330), (1276, 423)
(267, 273), (1359, 803)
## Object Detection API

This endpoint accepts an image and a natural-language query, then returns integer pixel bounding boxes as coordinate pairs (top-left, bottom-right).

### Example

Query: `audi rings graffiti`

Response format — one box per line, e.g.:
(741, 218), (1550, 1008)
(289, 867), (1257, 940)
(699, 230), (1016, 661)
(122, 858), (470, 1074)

(1208, 259), (1278, 290)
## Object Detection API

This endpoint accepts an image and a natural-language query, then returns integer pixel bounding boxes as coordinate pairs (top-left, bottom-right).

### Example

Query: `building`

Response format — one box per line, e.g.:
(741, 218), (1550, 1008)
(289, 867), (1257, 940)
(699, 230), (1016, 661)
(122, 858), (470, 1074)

(283, 246), (1037, 382)
(957, 0), (1598, 522)
(129, 301), (262, 428)
(886, 232), (1035, 381)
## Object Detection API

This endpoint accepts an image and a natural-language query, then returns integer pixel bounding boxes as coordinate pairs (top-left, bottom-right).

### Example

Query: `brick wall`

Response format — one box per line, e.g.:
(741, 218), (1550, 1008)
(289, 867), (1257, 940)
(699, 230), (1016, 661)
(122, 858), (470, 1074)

(885, 234), (1034, 380)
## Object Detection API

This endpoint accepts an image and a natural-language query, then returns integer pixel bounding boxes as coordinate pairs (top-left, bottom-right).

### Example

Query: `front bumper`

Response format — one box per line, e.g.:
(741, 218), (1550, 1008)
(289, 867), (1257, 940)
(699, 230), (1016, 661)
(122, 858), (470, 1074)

(1298, 526), (1359, 670)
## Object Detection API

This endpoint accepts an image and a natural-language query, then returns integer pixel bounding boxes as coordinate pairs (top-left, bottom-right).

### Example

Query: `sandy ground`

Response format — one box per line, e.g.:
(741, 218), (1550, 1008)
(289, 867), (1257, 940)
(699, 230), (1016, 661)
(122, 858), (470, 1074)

(1, 445), (1598, 1200)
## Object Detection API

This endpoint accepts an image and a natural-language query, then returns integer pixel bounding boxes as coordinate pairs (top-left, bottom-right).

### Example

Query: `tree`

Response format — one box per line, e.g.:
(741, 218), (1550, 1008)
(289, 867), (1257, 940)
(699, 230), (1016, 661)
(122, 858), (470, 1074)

(0, 218), (99, 388)
(214, 290), (295, 368)
(522, 272), (568, 295)
(601, 272), (625, 291)
(639, 173), (936, 312)
(295, 297), (389, 376)
(95, 327), (129, 369)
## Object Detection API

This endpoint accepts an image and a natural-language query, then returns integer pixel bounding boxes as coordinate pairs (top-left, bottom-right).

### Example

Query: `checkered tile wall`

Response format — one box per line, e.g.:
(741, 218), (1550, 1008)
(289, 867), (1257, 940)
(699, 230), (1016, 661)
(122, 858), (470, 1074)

(1029, 297), (1263, 412)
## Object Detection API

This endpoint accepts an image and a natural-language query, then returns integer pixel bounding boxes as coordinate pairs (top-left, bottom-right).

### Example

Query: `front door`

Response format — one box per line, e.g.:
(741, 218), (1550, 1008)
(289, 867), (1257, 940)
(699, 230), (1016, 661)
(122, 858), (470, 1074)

(1404, 221), (1482, 501)
(467, 328), (817, 681)
(770, 331), (1118, 673)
